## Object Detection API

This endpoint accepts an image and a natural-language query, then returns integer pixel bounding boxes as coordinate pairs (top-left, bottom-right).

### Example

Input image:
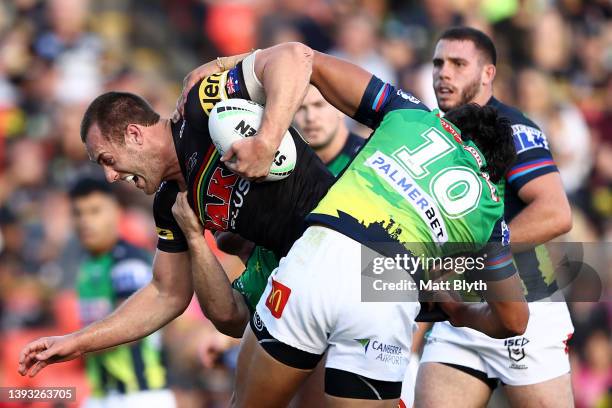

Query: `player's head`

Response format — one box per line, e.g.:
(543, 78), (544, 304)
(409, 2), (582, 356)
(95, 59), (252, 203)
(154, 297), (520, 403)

(432, 27), (497, 112)
(444, 103), (515, 183)
(81, 92), (166, 195)
(69, 177), (120, 254)
(294, 85), (345, 149)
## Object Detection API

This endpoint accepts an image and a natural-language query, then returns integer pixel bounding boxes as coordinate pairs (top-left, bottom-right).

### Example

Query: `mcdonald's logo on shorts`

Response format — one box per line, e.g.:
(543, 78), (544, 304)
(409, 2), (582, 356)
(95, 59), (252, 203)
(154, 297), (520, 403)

(265, 278), (291, 319)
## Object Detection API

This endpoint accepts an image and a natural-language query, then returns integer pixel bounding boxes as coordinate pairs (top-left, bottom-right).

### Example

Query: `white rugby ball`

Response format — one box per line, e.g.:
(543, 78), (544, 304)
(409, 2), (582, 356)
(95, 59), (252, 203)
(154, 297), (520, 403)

(209, 98), (297, 181)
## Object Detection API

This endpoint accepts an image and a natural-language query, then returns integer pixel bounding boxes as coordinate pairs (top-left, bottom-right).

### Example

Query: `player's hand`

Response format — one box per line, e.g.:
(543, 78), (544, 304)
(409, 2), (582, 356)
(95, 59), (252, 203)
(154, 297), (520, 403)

(434, 290), (467, 328)
(221, 136), (277, 181)
(172, 191), (204, 240)
(173, 60), (220, 122)
(18, 334), (83, 377)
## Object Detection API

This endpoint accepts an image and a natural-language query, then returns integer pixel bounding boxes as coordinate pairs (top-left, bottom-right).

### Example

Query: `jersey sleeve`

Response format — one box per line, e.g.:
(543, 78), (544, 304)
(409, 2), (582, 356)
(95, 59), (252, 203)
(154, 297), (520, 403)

(505, 124), (558, 191)
(352, 76), (430, 129)
(468, 218), (517, 282)
(111, 258), (152, 299)
(153, 181), (188, 253)
(183, 64), (253, 132)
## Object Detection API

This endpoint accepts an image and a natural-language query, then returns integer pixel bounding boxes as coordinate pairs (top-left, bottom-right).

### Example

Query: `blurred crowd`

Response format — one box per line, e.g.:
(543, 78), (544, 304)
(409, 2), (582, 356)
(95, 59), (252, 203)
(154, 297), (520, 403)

(0, 0), (609, 407)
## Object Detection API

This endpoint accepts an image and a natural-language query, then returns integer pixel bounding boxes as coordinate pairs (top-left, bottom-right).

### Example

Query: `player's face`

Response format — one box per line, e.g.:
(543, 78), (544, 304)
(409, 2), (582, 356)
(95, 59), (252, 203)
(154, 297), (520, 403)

(85, 123), (163, 195)
(432, 39), (486, 112)
(294, 86), (342, 149)
(72, 192), (120, 253)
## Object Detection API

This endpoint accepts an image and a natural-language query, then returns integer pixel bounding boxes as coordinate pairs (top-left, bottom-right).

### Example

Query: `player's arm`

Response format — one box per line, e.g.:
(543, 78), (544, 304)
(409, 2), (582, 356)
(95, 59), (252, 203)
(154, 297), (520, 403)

(440, 219), (528, 338)
(438, 274), (528, 339)
(18, 250), (192, 377)
(505, 128), (572, 250)
(214, 231), (255, 264)
(173, 192), (250, 338)
(509, 173), (572, 250)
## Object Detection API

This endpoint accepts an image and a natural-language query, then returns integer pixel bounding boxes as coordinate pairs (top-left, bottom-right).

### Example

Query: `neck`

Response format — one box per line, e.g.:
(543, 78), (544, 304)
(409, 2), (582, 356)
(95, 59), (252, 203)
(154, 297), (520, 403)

(159, 118), (187, 189)
(473, 87), (494, 107)
(317, 126), (350, 164)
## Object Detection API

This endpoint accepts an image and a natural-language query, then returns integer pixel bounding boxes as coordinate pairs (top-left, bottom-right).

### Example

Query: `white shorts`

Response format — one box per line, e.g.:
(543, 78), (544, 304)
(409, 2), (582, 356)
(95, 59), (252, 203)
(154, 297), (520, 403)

(418, 301), (574, 387)
(255, 226), (420, 382)
(82, 389), (176, 408)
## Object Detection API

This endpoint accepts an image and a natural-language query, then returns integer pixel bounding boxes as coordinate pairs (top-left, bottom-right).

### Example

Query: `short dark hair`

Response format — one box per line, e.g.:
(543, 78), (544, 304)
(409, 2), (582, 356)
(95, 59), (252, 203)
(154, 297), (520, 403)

(68, 177), (115, 200)
(444, 103), (515, 183)
(438, 27), (497, 66)
(80, 92), (160, 144)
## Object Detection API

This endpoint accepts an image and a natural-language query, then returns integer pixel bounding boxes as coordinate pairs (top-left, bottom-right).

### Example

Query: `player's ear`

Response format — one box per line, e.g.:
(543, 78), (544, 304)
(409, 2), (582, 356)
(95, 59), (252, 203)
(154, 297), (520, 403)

(482, 64), (496, 87)
(125, 124), (144, 145)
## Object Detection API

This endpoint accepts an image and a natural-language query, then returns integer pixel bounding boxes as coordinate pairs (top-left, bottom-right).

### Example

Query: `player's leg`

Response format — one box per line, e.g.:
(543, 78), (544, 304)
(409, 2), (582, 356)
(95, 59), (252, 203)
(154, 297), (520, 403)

(233, 323), (316, 408)
(415, 322), (496, 407)
(324, 368), (401, 408)
(478, 302), (575, 408)
(290, 356), (327, 408)
(503, 373), (574, 408)
(414, 362), (494, 408)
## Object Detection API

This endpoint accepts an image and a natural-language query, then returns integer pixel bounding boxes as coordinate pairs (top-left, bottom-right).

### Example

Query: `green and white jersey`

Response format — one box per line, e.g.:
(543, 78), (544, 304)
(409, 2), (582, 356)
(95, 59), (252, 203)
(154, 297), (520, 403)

(76, 240), (167, 397)
(307, 77), (515, 279)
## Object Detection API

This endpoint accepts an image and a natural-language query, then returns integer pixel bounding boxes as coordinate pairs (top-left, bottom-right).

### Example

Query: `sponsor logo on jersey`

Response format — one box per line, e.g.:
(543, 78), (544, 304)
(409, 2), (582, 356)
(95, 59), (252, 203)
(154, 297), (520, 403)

(265, 278), (291, 318)
(204, 167), (239, 230)
(230, 178), (251, 229)
(156, 227), (175, 240)
(198, 72), (226, 116)
(355, 338), (407, 367)
(501, 219), (510, 246)
(512, 124), (549, 153)
(463, 145), (500, 202)
(440, 117), (462, 144)
(366, 151), (449, 245)
(397, 89), (422, 105)
(505, 337), (529, 368)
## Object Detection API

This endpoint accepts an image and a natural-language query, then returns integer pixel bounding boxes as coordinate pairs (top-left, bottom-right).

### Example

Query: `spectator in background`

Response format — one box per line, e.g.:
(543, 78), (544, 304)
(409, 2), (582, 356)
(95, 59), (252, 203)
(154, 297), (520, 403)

(34, 0), (102, 104)
(68, 178), (176, 408)
(330, 12), (396, 84)
(572, 329), (612, 408)
(516, 68), (592, 201)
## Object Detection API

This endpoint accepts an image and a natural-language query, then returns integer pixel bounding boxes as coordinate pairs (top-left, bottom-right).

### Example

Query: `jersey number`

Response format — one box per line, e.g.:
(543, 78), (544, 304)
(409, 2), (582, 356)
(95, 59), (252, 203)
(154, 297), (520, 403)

(393, 128), (481, 218)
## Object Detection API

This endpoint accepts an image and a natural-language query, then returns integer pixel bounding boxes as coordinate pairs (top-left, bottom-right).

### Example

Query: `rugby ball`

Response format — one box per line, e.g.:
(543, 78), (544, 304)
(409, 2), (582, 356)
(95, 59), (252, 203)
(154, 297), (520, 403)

(209, 99), (297, 181)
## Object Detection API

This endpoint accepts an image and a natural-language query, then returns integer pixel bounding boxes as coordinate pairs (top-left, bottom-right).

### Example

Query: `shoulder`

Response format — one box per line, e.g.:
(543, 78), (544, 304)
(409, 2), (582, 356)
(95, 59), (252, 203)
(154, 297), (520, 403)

(488, 98), (549, 154)
(344, 132), (366, 154)
(488, 97), (539, 129)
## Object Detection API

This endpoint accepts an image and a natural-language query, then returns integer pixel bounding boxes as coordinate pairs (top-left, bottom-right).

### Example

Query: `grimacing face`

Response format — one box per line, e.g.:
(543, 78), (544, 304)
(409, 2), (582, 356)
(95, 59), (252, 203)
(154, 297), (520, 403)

(294, 86), (343, 149)
(85, 123), (164, 195)
(432, 39), (487, 112)
(72, 192), (119, 253)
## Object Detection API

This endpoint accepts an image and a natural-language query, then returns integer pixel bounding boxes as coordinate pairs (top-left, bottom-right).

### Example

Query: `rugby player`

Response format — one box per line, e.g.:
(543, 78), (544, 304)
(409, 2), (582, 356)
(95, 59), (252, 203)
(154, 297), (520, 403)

(20, 43), (524, 406)
(414, 27), (574, 408)
(189, 45), (529, 407)
(17, 44), (336, 378)
(69, 178), (175, 408)
(173, 84), (365, 338)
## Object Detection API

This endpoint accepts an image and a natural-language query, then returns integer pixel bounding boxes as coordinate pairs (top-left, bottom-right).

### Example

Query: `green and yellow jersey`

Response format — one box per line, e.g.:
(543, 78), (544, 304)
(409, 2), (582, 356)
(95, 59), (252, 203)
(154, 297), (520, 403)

(76, 241), (167, 397)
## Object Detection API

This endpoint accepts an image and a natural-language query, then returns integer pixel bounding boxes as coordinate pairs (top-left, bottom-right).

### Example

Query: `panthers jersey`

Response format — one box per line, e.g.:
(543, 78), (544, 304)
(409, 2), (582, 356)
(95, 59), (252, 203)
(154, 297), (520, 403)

(153, 63), (334, 258)
(308, 77), (515, 280)
(76, 240), (166, 396)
